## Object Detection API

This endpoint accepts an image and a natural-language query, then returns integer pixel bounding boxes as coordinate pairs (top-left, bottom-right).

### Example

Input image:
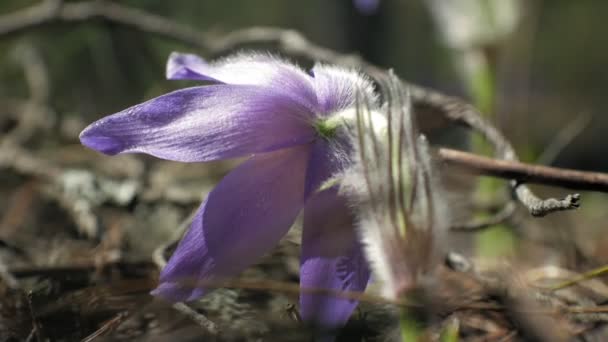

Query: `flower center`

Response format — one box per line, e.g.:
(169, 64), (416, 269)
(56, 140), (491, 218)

(313, 108), (387, 140)
(313, 118), (339, 139)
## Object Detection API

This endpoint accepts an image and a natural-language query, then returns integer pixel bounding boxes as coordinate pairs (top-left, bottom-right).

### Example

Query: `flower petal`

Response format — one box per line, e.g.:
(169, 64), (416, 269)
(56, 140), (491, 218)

(166, 52), (212, 81)
(152, 145), (310, 301)
(167, 52), (318, 110)
(300, 188), (370, 328)
(304, 138), (351, 198)
(80, 85), (315, 162)
(311, 64), (378, 115)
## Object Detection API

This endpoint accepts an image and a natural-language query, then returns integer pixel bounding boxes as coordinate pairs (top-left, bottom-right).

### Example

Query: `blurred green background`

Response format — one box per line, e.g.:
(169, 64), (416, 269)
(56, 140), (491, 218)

(1, 0), (607, 170)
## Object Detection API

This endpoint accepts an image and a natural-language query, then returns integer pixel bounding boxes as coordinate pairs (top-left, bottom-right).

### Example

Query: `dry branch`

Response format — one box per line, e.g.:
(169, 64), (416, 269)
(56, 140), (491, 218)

(0, 0), (205, 48)
(438, 148), (594, 216)
(438, 148), (608, 193)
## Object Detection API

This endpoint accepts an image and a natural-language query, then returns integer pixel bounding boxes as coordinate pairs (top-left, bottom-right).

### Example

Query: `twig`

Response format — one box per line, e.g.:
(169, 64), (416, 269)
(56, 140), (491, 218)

(162, 276), (445, 309)
(154, 275), (608, 319)
(437, 148), (583, 216)
(551, 265), (608, 292)
(81, 311), (131, 342)
(0, 181), (38, 241)
(285, 303), (302, 323)
(0, 257), (19, 289)
(403, 88), (579, 217)
(451, 202), (516, 231)
(437, 148), (608, 212)
(0, 1), (363, 65)
(151, 209), (218, 335)
(514, 188), (579, 217)
(171, 302), (218, 335)
(438, 148), (606, 189)
(496, 330), (518, 342)
(0, 140), (60, 179)
(26, 291), (43, 342)
(527, 265), (608, 299)
(9, 261), (155, 278)
(152, 207), (199, 270)
(24, 328), (37, 342)
(13, 42), (50, 103)
(537, 113), (591, 165)
(0, 0), (205, 48)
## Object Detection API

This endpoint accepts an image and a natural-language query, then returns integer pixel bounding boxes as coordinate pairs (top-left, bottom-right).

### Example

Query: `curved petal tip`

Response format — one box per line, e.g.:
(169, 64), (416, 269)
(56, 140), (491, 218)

(166, 52), (213, 81)
(79, 127), (124, 155)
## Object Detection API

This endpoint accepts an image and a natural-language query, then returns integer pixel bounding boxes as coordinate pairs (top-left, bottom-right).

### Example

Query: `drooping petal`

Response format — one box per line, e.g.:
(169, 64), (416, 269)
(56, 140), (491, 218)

(300, 188), (370, 328)
(152, 145), (311, 301)
(80, 85), (315, 161)
(166, 52), (211, 81)
(166, 52), (318, 110)
(311, 64), (378, 115)
(304, 138), (351, 198)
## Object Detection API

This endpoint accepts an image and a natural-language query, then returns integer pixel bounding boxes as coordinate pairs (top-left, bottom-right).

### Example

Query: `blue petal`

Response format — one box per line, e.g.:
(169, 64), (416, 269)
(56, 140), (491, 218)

(311, 64), (378, 115)
(166, 52), (212, 81)
(300, 188), (370, 328)
(152, 145), (311, 301)
(80, 85), (315, 162)
(304, 138), (351, 198)
(166, 52), (318, 112)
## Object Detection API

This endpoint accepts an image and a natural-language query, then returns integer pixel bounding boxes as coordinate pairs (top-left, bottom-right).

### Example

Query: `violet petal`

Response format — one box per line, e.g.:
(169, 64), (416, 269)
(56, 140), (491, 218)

(80, 85), (315, 162)
(152, 145), (310, 301)
(166, 52), (211, 81)
(166, 52), (318, 111)
(311, 64), (377, 114)
(299, 188), (370, 327)
(304, 138), (350, 198)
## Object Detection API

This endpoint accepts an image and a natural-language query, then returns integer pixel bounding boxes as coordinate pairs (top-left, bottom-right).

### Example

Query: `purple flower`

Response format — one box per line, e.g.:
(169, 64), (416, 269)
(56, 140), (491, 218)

(79, 52), (375, 328)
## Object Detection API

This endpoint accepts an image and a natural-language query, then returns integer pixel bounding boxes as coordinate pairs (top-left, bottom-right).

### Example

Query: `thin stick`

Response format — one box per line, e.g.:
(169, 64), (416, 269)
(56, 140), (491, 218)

(451, 202), (516, 231)
(0, 0), (206, 48)
(172, 302), (218, 335)
(551, 265), (608, 291)
(438, 148), (607, 194)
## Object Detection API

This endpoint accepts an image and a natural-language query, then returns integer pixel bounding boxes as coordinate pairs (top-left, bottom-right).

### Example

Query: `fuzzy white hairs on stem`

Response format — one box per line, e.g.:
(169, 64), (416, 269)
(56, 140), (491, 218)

(341, 72), (448, 300)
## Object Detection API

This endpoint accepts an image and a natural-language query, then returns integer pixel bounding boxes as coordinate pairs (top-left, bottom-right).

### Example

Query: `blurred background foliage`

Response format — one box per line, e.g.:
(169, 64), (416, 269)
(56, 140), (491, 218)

(1, 0), (607, 169)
